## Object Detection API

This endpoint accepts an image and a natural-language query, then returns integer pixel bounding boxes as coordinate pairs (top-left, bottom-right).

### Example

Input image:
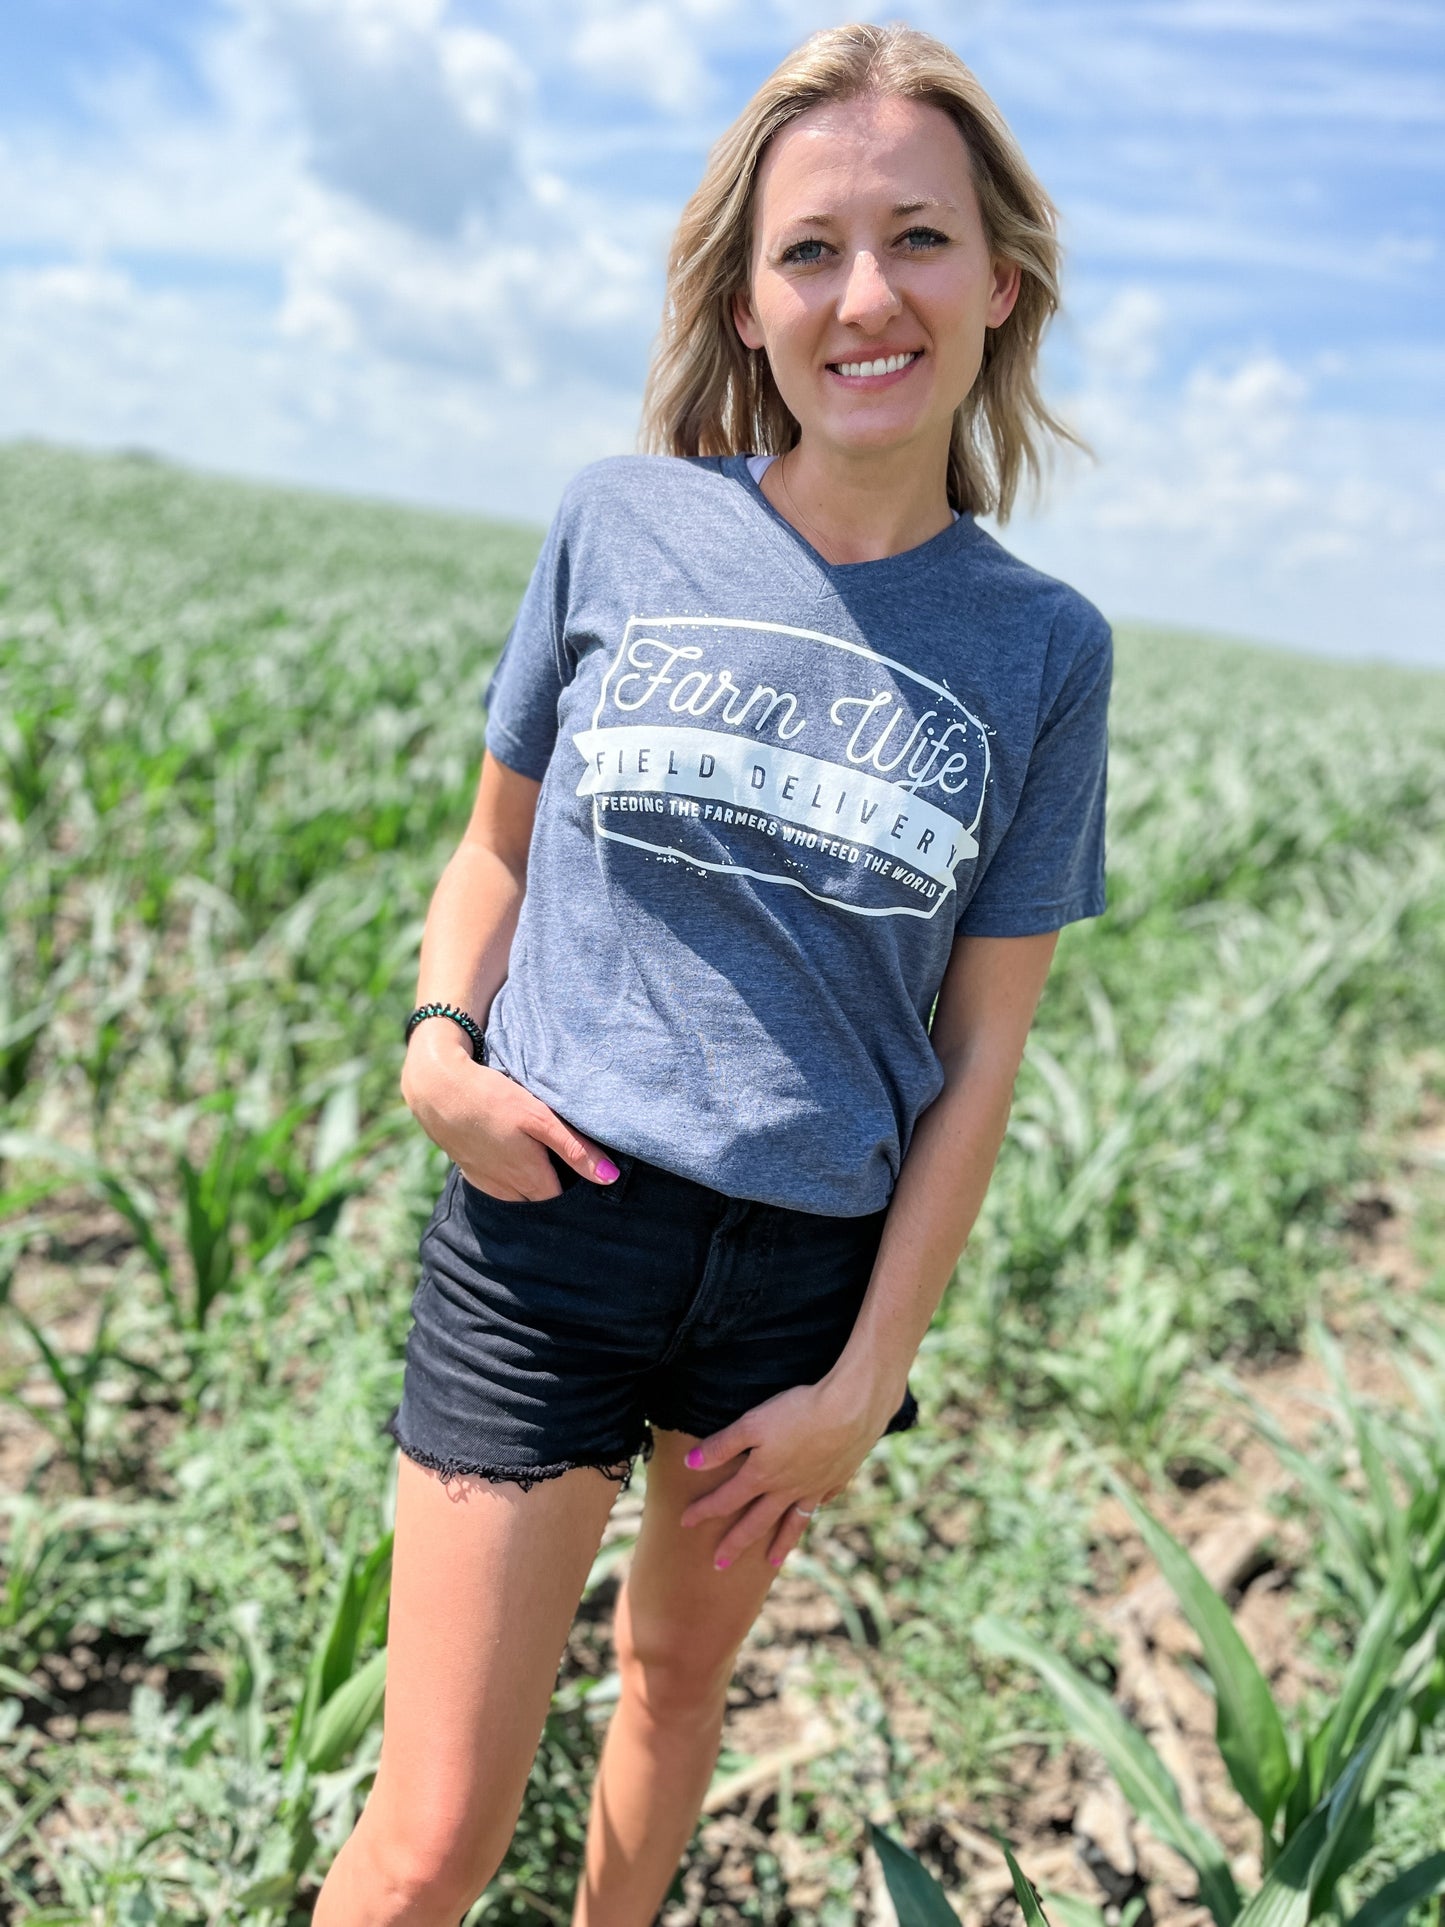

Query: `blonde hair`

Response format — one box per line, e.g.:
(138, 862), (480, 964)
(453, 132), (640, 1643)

(638, 20), (1089, 523)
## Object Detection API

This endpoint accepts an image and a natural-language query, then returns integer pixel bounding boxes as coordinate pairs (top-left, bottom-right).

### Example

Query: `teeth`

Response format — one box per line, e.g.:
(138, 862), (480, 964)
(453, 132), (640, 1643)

(835, 351), (918, 378)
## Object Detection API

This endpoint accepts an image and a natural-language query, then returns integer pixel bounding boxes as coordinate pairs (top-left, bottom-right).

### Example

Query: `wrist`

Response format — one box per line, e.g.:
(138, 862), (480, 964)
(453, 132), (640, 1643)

(405, 999), (484, 1060)
(818, 1346), (910, 1435)
(400, 1019), (477, 1109)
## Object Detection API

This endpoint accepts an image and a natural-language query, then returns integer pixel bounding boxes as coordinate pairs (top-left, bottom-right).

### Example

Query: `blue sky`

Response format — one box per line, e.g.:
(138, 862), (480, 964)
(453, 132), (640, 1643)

(1, 0), (1441, 664)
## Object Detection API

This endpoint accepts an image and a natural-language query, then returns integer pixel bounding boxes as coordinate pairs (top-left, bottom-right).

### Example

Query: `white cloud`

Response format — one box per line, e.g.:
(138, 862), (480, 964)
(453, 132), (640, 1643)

(1137, 0), (1439, 40)
(276, 182), (660, 385)
(0, 32), (298, 261)
(571, 4), (717, 114)
(999, 287), (1444, 663)
(248, 0), (531, 235)
(0, 0), (1439, 664)
(0, 254), (639, 518)
(1080, 284), (1166, 384)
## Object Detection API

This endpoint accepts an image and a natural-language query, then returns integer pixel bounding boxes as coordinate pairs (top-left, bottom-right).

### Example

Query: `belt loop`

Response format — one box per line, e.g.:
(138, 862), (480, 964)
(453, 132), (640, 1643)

(604, 1148), (637, 1202)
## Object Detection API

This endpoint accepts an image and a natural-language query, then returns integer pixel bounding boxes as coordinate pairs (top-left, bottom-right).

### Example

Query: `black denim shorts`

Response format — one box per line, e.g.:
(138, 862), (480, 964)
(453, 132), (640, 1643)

(385, 1144), (919, 1494)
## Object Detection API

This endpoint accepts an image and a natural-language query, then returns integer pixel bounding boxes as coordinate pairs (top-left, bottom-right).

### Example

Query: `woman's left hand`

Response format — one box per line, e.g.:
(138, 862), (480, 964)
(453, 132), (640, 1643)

(679, 1374), (895, 1569)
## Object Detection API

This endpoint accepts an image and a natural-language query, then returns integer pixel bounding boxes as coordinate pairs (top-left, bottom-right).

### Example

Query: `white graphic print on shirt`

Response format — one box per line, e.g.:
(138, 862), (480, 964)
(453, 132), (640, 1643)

(571, 615), (990, 920)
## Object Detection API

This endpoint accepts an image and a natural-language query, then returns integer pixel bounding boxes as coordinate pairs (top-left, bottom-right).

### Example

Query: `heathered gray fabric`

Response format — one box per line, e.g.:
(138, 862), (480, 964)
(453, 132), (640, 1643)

(480, 452), (1112, 1216)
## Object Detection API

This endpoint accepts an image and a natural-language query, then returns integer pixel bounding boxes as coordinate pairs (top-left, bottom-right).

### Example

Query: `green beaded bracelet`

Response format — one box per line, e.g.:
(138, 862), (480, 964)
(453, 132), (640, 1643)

(405, 1002), (485, 1061)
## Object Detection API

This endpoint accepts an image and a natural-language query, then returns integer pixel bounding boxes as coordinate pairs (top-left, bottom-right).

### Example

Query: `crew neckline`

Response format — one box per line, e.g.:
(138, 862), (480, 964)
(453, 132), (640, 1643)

(730, 451), (975, 584)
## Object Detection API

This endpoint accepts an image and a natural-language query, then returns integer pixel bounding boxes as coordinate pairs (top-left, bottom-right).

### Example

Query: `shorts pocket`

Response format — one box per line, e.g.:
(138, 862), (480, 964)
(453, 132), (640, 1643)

(458, 1148), (585, 1214)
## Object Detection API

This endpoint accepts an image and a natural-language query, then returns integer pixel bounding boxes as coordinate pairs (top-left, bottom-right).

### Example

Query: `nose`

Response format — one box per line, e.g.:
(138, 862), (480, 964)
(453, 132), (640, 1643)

(837, 249), (902, 331)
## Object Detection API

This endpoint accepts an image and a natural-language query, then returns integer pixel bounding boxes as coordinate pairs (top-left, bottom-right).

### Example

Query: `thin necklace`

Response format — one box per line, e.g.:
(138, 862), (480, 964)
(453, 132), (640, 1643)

(771, 450), (951, 562)
(774, 449), (844, 565)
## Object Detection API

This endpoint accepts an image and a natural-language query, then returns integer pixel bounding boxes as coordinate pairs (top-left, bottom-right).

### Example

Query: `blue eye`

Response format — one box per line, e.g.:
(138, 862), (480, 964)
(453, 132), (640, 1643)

(779, 228), (945, 265)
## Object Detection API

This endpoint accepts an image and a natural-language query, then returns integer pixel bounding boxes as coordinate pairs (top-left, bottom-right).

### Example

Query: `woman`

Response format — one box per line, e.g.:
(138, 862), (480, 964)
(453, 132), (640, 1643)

(317, 20), (1111, 1925)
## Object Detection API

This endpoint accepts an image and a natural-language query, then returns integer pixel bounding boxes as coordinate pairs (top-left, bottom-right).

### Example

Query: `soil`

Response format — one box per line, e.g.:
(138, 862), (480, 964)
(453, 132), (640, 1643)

(661, 1083), (1445, 1927)
(1, 1082), (1441, 1924)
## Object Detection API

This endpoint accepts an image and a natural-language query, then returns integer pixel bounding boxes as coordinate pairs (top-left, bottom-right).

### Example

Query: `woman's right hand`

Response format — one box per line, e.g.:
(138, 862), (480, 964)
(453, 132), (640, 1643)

(399, 1023), (620, 1201)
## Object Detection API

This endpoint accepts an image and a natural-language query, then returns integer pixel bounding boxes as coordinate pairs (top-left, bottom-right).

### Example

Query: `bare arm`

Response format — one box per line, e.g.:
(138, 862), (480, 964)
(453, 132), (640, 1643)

(400, 750), (618, 1200)
(410, 746), (539, 1027)
(680, 927), (1060, 1560)
(819, 926), (1059, 1425)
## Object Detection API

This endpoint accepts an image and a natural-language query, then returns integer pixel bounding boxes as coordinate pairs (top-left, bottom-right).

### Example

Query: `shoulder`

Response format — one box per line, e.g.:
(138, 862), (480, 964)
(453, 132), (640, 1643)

(961, 523), (1113, 664)
(554, 452), (735, 528)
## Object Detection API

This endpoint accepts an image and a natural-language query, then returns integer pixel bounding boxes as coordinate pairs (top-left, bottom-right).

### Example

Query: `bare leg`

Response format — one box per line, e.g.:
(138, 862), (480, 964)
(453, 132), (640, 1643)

(316, 1452), (621, 1927)
(571, 1429), (785, 1927)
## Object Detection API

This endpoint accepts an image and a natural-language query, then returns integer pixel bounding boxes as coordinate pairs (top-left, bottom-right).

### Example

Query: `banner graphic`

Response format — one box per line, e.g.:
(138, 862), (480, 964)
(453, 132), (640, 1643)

(575, 615), (992, 920)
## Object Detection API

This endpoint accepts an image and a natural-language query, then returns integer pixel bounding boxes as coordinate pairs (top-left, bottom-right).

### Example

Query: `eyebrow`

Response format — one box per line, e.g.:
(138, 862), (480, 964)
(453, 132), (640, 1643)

(783, 198), (959, 227)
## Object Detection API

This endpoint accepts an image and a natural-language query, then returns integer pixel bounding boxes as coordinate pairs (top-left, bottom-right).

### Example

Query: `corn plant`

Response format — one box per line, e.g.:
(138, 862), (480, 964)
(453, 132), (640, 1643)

(0, 992), (51, 1116)
(1232, 1322), (1445, 1626)
(2, 442), (1443, 1921)
(284, 1531), (393, 1781)
(1035, 1250), (1225, 1480)
(219, 1534), (396, 1913)
(974, 1473), (1445, 1927)
(2, 1075), (391, 1353)
(0, 1236), (163, 1492)
(868, 1818), (963, 1924)
(0, 923), (83, 1134)
(63, 881), (156, 1141)
(867, 1821), (1131, 1927)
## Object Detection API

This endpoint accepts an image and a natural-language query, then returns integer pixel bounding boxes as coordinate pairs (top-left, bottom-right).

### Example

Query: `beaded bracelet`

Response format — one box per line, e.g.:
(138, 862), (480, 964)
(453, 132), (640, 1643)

(404, 1002), (485, 1062)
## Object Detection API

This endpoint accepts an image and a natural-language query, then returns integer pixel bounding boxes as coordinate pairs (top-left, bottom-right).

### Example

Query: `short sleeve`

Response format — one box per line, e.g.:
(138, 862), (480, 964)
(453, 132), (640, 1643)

(955, 618), (1112, 937)
(481, 498), (575, 781)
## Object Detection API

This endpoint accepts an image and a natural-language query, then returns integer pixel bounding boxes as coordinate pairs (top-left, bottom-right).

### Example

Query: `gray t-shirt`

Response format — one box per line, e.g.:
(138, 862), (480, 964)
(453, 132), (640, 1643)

(481, 452), (1112, 1216)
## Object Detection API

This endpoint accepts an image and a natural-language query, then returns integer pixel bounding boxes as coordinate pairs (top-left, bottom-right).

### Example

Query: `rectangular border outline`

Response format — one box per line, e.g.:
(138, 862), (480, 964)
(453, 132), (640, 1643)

(582, 614), (991, 923)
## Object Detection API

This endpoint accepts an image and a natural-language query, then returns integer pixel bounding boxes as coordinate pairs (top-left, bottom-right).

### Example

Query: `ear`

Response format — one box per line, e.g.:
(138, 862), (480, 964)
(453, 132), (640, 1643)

(987, 256), (1023, 330)
(731, 284), (764, 353)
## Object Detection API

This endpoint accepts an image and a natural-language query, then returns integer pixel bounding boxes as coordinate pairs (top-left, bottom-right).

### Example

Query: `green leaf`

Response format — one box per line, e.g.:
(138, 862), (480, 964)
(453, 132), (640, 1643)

(973, 1614), (1239, 1927)
(286, 1533), (393, 1770)
(0, 1661), (57, 1705)
(1241, 1395), (1378, 1612)
(0, 1773), (67, 1863)
(1107, 1474), (1293, 1829)
(235, 1873), (299, 1908)
(1313, 1323), (1404, 1580)
(312, 1076), (360, 1174)
(0, 1172), (71, 1218)
(0, 1131), (175, 1308)
(1345, 1852), (1445, 1927)
(1314, 1573), (1410, 1792)
(304, 1646), (388, 1772)
(996, 1834), (1054, 1927)
(867, 1821), (960, 1927)
(1232, 1793), (1334, 1927)
(1258, 1686), (1410, 1927)
(1309, 1644), (1438, 1916)
(1040, 1894), (1111, 1927)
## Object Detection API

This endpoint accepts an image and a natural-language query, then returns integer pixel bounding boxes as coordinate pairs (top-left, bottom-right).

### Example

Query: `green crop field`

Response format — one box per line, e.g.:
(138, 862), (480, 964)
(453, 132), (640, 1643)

(2, 440), (1444, 1925)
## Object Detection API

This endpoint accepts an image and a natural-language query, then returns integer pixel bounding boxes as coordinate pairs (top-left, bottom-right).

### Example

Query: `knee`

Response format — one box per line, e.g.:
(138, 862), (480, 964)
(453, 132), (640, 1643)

(614, 1595), (735, 1726)
(342, 1805), (505, 1922)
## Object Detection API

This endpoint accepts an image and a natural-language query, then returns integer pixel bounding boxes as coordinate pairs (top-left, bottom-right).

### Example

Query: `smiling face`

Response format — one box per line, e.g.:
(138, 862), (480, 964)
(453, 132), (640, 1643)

(732, 92), (1020, 467)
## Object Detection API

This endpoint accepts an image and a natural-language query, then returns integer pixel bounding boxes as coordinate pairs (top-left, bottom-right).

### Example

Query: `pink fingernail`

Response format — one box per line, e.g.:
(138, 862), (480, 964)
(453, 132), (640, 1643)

(597, 1157), (620, 1183)
(715, 1557), (731, 1571)
(768, 1555), (782, 1567)
(685, 1448), (704, 1469)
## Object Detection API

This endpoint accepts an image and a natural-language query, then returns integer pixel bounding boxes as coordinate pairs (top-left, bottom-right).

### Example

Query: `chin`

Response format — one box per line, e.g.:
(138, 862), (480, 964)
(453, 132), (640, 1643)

(820, 418), (935, 455)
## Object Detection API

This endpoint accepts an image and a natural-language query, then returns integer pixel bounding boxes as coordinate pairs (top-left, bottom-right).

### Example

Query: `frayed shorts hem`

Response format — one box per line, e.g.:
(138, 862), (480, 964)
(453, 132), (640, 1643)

(385, 1408), (656, 1494)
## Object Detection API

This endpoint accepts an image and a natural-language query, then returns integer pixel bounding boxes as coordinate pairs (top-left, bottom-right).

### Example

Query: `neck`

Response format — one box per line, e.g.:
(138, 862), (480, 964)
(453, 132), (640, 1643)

(760, 431), (956, 564)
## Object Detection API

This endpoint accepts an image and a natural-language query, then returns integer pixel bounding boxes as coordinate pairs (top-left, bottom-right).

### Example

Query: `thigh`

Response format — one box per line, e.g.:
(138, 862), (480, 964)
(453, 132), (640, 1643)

(618, 1427), (785, 1692)
(363, 1453), (620, 1857)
